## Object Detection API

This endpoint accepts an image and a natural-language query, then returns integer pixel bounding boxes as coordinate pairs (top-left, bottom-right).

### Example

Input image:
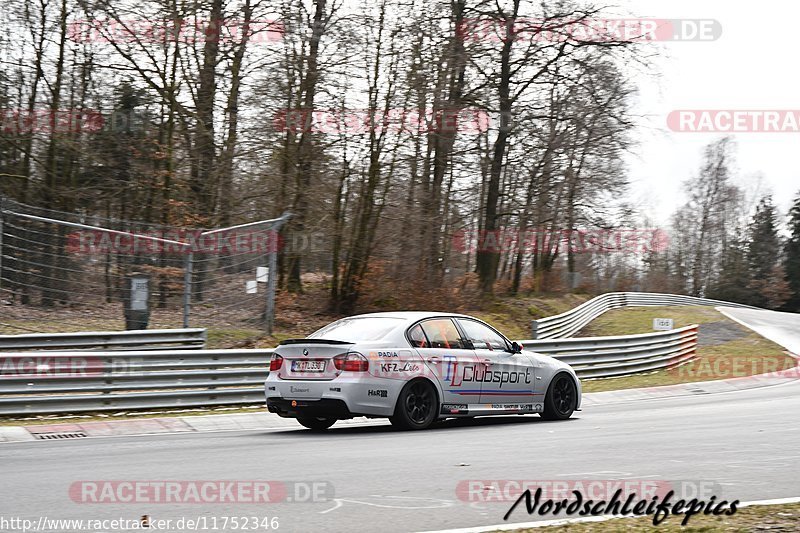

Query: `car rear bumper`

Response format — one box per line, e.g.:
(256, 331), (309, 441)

(264, 375), (406, 418)
(267, 398), (354, 419)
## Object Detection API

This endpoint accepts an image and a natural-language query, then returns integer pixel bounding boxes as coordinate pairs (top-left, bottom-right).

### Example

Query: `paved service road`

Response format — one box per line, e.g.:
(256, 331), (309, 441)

(718, 306), (800, 355)
(2, 378), (800, 532)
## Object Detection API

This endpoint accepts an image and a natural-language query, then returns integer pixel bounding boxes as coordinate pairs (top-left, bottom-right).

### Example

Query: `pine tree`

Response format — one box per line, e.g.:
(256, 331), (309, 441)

(784, 192), (800, 311)
(707, 230), (752, 304)
(746, 196), (788, 308)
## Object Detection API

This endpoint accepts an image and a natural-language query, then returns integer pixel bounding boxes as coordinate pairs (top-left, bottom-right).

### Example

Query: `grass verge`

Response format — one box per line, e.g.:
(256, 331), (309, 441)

(472, 293), (593, 340)
(577, 306), (723, 336)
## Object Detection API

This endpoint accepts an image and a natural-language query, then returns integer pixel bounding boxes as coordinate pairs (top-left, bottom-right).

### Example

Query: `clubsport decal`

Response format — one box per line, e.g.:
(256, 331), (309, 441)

(366, 352), (538, 391)
(446, 361), (532, 388)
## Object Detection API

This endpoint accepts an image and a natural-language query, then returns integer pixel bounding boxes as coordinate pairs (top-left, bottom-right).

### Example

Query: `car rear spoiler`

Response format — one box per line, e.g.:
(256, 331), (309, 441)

(278, 338), (352, 345)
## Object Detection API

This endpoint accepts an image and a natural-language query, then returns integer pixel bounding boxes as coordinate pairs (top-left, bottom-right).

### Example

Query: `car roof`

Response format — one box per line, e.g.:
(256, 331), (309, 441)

(342, 311), (473, 322)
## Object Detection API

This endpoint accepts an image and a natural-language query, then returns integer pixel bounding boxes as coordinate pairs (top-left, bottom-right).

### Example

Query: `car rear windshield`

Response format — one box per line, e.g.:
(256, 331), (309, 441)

(308, 317), (405, 342)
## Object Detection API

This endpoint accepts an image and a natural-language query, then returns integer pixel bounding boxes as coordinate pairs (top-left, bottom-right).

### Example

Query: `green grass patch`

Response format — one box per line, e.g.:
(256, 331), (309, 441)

(204, 327), (264, 349)
(473, 293), (593, 341)
(502, 501), (800, 532)
(577, 306), (722, 337)
(0, 318), (130, 335)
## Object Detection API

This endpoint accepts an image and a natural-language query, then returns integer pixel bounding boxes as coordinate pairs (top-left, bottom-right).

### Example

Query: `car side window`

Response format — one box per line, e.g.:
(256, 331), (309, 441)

(456, 319), (508, 351)
(418, 319), (464, 349)
(407, 324), (428, 348)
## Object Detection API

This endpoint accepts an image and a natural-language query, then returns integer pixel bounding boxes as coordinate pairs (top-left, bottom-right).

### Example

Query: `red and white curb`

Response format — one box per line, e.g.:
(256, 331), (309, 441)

(0, 411), (385, 443)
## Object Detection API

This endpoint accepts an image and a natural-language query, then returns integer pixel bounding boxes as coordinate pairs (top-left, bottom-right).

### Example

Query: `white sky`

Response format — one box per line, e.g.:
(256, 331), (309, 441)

(618, 0), (800, 224)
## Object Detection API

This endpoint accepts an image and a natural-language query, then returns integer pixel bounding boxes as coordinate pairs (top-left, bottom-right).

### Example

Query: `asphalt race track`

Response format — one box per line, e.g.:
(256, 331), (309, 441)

(2, 378), (800, 532)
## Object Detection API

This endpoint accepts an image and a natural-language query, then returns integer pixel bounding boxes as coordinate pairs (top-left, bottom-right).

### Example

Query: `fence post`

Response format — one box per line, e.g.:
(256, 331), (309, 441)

(183, 251), (193, 328)
(265, 245), (277, 336)
(265, 213), (291, 336)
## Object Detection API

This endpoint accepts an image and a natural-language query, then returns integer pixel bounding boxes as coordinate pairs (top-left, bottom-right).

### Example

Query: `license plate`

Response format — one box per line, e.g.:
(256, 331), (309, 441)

(291, 360), (325, 372)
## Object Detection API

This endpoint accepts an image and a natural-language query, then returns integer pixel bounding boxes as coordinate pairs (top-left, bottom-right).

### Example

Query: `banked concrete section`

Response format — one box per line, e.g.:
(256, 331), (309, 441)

(717, 306), (800, 356)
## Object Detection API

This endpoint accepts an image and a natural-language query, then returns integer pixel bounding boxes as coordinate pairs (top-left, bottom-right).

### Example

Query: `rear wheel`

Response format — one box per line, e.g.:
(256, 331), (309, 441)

(540, 373), (576, 420)
(390, 380), (438, 430)
(297, 417), (337, 430)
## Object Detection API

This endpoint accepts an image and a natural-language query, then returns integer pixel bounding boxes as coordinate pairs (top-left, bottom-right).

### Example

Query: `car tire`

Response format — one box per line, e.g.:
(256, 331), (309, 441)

(540, 373), (577, 420)
(297, 417), (337, 430)
(390, 379), (439, 430)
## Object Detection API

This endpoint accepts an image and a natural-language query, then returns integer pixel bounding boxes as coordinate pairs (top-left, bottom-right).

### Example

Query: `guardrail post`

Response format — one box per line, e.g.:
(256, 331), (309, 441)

(530, 320), (538, 340)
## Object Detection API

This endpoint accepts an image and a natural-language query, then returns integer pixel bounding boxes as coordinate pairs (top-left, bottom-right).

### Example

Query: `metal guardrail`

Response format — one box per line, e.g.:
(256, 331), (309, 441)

(0, 349), (271, 415)
(0, 326), (699, 414)
(2, 292), (728, 415)
(530, 291), (756, 339)
(0, 329), (207, 351)
(520, 324), (699, 379)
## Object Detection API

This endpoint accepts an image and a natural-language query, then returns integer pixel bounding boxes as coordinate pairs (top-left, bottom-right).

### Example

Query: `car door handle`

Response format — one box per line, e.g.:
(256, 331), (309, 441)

(427, 357), (440, 363)
(481, 359), (492, 365)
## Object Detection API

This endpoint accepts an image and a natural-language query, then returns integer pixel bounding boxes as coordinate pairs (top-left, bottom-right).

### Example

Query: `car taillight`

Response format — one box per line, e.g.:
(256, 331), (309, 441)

(333, 352), (369, 372)
(269, 354), (283, 371)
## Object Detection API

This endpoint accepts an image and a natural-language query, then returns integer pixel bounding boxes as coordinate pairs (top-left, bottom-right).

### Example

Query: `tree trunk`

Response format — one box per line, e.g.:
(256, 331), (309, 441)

(476, 0), (519, 296)
(287, 0), (327, 293)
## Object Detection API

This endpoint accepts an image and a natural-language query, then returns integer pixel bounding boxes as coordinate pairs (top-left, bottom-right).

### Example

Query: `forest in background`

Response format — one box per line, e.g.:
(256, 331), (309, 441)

(1, 0), (799, 318)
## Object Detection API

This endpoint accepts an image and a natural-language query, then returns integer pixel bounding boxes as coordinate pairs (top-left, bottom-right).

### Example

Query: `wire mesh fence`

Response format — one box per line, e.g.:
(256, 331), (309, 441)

(0, 197), (289, 336)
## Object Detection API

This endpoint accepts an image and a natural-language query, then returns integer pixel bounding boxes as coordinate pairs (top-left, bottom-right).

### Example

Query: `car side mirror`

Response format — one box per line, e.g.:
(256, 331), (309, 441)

(510, 341), (523, 354)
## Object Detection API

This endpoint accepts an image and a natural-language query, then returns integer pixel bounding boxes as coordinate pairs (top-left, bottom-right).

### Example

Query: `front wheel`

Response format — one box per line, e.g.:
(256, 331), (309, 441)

(297, 417), (337, 430)
(390, 380), (438, 430)
(540, 373), (576, 420)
